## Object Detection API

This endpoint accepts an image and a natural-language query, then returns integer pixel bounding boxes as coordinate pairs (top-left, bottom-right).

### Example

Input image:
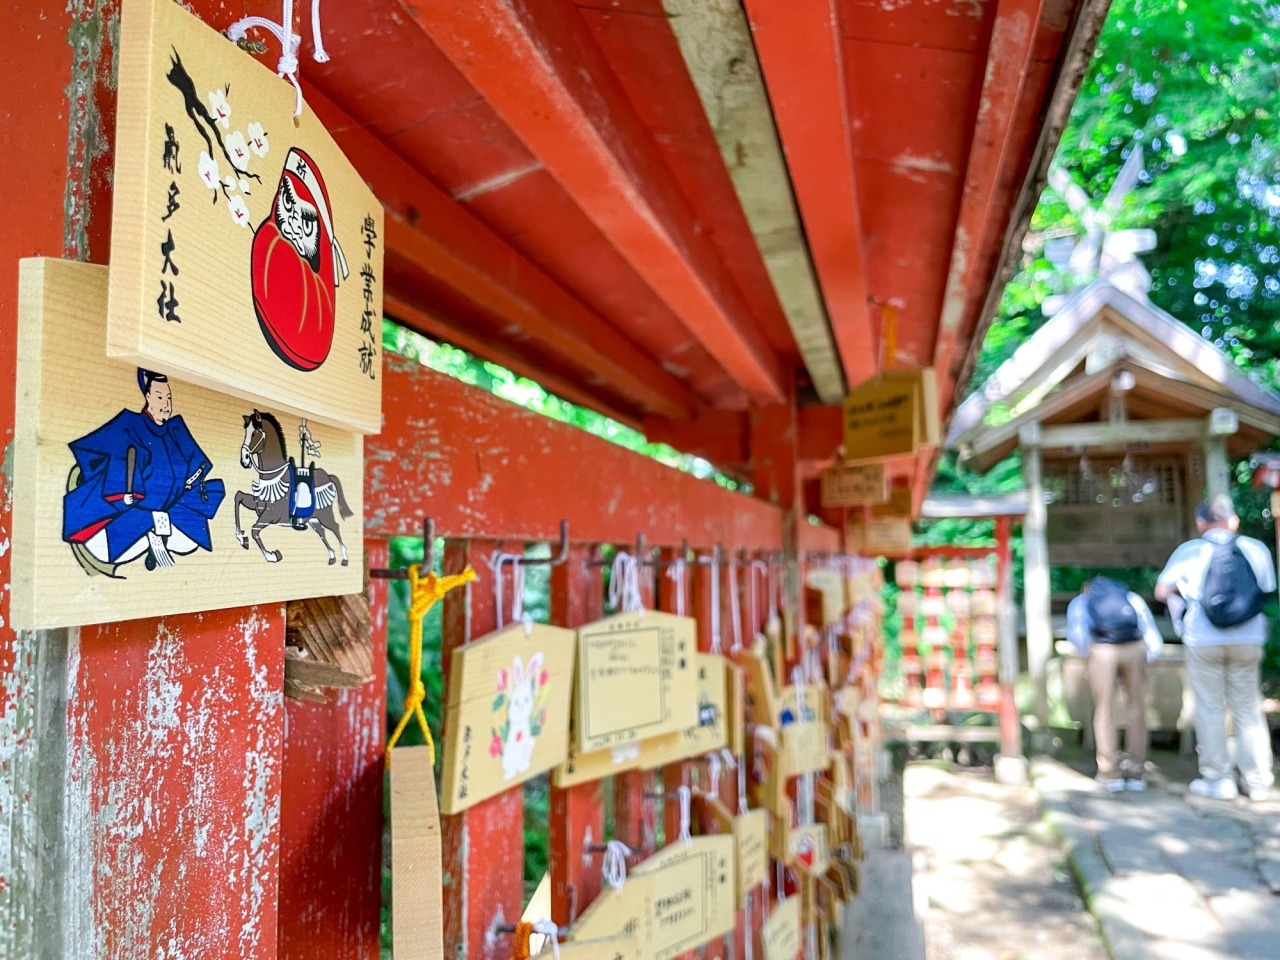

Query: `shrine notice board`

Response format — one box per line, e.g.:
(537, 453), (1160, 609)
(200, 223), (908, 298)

(12, 259), (363, 630)
(107, 0), (384, 433)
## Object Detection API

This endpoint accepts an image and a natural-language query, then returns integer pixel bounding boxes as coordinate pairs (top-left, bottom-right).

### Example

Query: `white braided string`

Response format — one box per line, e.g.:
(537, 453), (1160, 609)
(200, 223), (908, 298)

(677, 784), (693, 848)
(602, 839), (632, 892)
(729, 554), (743, 652)
(531, 919), (560, 960)
(227, 0), (329, 117)
(665, 555), (688, 617)
(609, 552), (645, 614)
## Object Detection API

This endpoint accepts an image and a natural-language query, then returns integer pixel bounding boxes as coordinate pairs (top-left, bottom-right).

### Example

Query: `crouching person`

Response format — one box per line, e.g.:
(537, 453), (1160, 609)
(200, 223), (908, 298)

(1068, 577), (1164, 792)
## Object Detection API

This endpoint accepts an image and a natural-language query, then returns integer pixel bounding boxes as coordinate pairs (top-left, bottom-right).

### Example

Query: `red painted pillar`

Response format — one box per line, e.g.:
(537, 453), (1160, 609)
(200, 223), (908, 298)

(549, 544), (606, 926)
(277, 539), (389, 960)
(442, 539), (526, 960)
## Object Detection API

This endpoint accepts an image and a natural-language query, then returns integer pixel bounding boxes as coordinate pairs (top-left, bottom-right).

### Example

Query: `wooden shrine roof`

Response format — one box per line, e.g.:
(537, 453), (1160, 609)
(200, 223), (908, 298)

(211, 0), (1108, 484)
(951, 281), (1280, 472)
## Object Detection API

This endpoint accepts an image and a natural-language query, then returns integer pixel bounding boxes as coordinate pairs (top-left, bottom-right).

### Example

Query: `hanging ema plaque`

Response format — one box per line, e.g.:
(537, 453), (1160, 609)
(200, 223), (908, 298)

(11, 259), (363, 630)
(107, 0), (383, 434)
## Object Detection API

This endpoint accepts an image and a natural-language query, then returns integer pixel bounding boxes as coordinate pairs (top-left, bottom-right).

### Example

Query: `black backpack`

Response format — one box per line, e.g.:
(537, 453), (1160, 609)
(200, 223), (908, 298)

(1086, 577), (1142, 643)
(1201, 535), (1264, 628)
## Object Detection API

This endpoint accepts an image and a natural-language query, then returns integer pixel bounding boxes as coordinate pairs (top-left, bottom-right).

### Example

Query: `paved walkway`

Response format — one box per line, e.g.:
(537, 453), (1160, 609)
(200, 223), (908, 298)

(843, 762), (1106, 960)
(1034, 755), (1280, 960)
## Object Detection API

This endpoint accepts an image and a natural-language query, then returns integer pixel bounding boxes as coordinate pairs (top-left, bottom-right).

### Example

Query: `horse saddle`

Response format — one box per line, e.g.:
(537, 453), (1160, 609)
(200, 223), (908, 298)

(289, 459), (316, 530)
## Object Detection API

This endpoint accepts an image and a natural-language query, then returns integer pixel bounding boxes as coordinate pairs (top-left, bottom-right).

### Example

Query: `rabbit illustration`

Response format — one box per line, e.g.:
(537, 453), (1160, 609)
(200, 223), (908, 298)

(501, 652), (544, 781)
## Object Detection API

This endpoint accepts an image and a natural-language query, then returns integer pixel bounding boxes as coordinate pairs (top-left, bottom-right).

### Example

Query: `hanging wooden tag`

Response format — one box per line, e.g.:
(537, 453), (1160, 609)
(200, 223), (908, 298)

(389, 745), (444, 960)
(568, 873), (655, 960)
(12, 259), (364, 630)
(548, 935), (639, 960)
(762, 896), (801, 960)
(574, 611), (698, 754)
(632, 835), (736, 960)
(749, 728), (786, 817)
(703, 797), (769, 906)
(660, 653), (729, 764)
(108, 0), (383, 433)
(780, 722), (830, 779)
(724, 662), (746, 756)
(553, 731), (681, 788)
(439, 623), (575, 814)
(733, 644), (781, 728)
(786, 823), (830, 875)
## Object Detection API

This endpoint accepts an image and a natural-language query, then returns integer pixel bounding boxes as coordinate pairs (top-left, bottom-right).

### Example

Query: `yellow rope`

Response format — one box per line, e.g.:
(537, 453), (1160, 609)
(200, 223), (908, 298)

(511, 921), (534, 960)
(386, 562), (476, 766)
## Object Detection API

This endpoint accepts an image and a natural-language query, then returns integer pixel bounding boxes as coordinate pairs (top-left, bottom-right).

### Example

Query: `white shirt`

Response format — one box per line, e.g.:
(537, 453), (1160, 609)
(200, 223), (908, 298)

(1156, 529), (1275, 646)
(1066, 592), (1164, 662)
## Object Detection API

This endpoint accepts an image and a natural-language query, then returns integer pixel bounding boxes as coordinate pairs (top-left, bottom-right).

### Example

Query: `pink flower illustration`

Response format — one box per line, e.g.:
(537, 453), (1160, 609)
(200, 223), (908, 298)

(496, 668), (509, 691)
(489, 734), (503, 758)
(539, 668), (549, 687)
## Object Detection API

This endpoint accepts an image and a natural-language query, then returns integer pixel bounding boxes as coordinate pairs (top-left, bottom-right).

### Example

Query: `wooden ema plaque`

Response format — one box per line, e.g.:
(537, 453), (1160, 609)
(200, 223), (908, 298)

(734, 644), (781, 728)
(12, 260), (363, 629)
(842, 372), (922, 462)
(819, 462), (888, 507)
(703, 798), (769, 906)
(632, 835), (736, 960)
(749, 728), (786, 817)
(439, 623), (575, 814)
(389, 745), (444, 960)
(785, 823), (830, 875)
(574, 611), (698, 754)
(549, 936), (639, 960)
(553, 731), (680, 788)
(108, 0), (383, 433)
(569, 873), (656, 960)
(762, 896), (801, 960)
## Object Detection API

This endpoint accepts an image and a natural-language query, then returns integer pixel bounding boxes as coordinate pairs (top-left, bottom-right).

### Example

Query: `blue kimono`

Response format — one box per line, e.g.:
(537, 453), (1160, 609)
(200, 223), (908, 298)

(63, 409), (225, 561)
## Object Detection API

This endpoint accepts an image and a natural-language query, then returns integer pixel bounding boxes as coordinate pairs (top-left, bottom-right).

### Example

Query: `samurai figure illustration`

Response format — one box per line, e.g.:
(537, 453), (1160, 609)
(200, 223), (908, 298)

(62, 369), (225, 577)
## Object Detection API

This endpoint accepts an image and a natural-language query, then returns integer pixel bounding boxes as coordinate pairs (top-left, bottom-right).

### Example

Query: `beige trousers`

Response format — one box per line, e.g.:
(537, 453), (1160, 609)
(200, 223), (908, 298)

(1087, 641), (1148, 780)
(1185, 643), (1275, 794)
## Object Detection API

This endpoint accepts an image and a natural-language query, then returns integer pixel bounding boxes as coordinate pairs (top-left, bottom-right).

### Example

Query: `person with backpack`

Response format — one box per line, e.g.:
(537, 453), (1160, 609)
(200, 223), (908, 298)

(1155, 496), (1276, 802)
(1068, 576), (1165, 791)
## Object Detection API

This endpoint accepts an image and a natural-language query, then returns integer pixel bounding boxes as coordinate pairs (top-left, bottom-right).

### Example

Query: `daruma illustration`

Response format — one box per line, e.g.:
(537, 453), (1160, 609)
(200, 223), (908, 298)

(251, 147), (350, 371)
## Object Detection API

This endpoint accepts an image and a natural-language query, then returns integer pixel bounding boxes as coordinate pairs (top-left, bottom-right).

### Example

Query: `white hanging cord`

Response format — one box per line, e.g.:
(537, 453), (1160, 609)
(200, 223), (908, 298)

(751, 559), (768, 634)
(729, 554), (744, 653)
(799, 771), (815, 827)
(776, 861), (786, 904)
(609, 552), (645, 615)
(791, 666), (806, 720)
(665, 555), (688, 617)
(707, 752), (722, 801)
(744, 890), (755, 960)
(677, 784), (693, 848)
(738, 758), (749, 816)
(602, 839), (632, 893)
(488, 552), (533, 635)
(227, 0), (330, 118)
(531, 919), (561, 960)
(707, 551), (723, 653)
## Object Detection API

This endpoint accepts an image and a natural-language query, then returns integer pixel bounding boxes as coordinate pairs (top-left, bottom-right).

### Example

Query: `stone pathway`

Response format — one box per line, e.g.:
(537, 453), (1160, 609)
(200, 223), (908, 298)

(1034, 756), (1280, 960)
(843, 762), (1107, 960)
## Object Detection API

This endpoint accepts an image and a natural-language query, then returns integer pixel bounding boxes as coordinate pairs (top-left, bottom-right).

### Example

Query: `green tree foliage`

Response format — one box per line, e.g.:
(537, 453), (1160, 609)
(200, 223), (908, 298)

(973, 0), (1280, 389)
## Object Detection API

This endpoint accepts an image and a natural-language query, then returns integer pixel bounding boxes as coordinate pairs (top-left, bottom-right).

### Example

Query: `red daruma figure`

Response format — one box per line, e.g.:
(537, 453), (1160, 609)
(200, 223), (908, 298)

(251, 147), (350, 370)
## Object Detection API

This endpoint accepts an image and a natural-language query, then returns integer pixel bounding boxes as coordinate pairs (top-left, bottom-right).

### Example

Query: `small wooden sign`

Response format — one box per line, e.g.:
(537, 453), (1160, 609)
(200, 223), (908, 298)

(574, 611), (698, 754)
(786, 823), (830, 875)
(842, 374), (920, 462)
(569, 873), (656, 960)
(733, 645), (781, 729)
(549, 936), (639, 960)
(804, 568), (845, 626)
(872, 485), (914, 518)
(749, 728), (786, 817)
(553, 732), (681, 788)
(389, 745), (444, 960)
(662, 653), (730, 764)
(12, 259), (363, 630)
(846, 516), (913, 557)
(440, 623), (576, 814)
(762, 896), (801, 960)
(632, 835), (736, 960)
(704, 798), (769, 905)
(820, 462), (888, 507)
(108, 0), (383, 433)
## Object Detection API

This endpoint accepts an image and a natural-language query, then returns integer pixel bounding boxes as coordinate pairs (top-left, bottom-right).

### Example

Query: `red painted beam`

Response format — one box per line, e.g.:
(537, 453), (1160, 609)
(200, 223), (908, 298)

(368, 356), (785, 551)
(933, 0), (1048, 392)
(642, 409), (751, 473)
(743, 0), (876, 386)
(406, 0), (786, 404)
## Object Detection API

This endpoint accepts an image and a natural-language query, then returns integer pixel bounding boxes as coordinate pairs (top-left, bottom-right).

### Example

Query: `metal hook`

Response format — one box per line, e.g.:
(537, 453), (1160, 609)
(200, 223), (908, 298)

(493, 922), (570, 937)
(587, 532), (645, 567)
(521, 520), (571, 566)
(370, 517), (435, 579)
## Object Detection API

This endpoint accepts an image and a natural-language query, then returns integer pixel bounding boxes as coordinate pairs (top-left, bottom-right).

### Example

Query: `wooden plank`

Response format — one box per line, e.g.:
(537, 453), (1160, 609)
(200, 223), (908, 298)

(107, 0), (383, 433)
(742, 0), (875, 385)
(632, 835), (737, 960)
(278, 539), (388, 960)
(1033, 418), (1206, 450)
(405, 0), (785, 404)
(12, 259), (363, 630)
(390, 744), (445, 960)
(369, 357), (785, 549)
(820, 463), (887, 508)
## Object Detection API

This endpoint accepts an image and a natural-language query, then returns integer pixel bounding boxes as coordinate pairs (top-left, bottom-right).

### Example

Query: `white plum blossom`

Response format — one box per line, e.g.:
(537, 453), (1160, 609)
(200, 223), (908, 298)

(225, 130), (250, 170)
(227, 193), (251, 228)
(239, 178), (252, 195)
(208, 88), (231, 129)
(197, 151), (221, 191)
(246, 121), (269, 158)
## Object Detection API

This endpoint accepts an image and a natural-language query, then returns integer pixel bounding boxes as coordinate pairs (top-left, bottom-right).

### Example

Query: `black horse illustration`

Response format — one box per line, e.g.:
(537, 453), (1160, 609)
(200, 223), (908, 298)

(234, 410), (352, 564)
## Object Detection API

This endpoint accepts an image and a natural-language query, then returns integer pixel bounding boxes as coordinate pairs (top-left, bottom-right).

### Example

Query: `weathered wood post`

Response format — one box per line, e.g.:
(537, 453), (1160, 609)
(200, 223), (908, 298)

(1019, 423), (1052, 735)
